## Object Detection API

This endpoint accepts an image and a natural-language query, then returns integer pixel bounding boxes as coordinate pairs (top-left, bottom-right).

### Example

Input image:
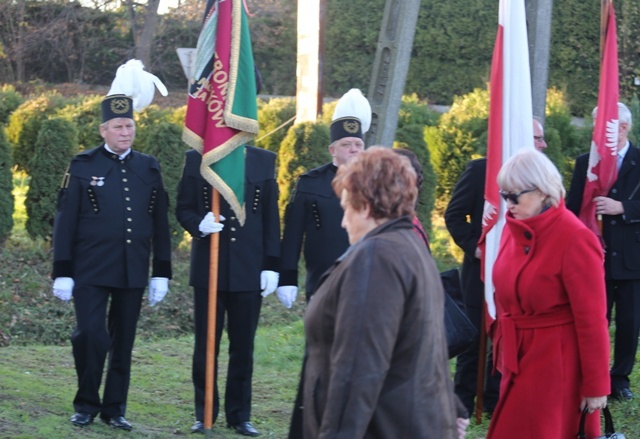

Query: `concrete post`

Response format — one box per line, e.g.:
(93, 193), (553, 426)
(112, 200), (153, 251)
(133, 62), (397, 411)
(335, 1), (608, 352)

(526, 0), (553, 123)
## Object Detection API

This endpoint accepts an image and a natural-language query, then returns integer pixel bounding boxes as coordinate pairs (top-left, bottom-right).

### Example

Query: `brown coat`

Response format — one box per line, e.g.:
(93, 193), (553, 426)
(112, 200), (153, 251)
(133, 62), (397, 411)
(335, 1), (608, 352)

(303, 217), (458, 439)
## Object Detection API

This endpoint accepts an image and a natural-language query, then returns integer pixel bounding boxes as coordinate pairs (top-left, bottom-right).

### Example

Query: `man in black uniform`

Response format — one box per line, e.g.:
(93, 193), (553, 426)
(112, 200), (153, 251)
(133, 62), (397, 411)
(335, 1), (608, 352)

(176, 145), (280, 436)
(51, 93), (172, 431)
(445, 118), (547, 416)
(278, 89), (371, 439)
(567, 102), (640, 402)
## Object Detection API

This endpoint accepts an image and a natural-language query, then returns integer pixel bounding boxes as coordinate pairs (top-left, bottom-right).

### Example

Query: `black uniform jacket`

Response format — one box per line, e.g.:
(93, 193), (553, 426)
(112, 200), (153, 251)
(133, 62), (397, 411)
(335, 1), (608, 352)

(566, 144), (640, 280)
(52, 146), (172, 288)
(444, 158), (486, 308)
(279, 163), (349, 295)
(176, 146), (280, 291)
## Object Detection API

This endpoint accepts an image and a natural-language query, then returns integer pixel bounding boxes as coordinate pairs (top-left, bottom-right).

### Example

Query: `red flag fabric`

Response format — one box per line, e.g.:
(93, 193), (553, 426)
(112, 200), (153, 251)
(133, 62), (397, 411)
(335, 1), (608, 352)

(578, 3), (619, 237)
(182, 0), (259, 226)
(479, 0), (533, 319)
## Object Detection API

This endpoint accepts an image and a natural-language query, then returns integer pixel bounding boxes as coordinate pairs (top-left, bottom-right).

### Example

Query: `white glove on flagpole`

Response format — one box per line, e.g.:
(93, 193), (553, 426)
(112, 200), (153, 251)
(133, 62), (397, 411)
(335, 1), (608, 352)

(198, 212), (225, 236)
(260, 270), (279, 297)
(52, 277), (74, 302)
(276, 285), (298, 309)
(148, 277), (169, 306)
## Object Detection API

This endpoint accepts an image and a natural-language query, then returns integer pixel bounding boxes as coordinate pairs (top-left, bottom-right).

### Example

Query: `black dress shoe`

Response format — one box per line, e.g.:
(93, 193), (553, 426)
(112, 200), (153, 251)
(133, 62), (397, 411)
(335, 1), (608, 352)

(101, 415), (133, 431)
(228, 421), (260, 436)
(191, 421), (204, 434)
(611, 387), (634, 401)
(70, 412), (94, 427)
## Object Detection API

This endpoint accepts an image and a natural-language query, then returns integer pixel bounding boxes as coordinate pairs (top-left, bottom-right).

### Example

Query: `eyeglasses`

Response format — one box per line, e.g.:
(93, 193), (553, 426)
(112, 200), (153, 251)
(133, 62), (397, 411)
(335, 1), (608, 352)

(499, 188), (537, 205)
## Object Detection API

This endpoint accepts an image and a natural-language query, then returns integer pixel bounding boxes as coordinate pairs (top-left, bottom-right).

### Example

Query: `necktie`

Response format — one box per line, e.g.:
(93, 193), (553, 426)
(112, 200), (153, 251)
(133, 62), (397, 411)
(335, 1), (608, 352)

(618, 154), (623, 171)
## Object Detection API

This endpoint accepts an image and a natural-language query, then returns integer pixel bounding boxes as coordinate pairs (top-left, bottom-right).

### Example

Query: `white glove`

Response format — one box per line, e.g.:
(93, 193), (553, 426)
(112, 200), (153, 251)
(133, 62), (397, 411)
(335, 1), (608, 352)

(198, 212), (225, 236)
(148, 277), (169, 306)
(260, 270), (279, 297)
(276, 285), (298, 309)
(52, 277), (74, 302)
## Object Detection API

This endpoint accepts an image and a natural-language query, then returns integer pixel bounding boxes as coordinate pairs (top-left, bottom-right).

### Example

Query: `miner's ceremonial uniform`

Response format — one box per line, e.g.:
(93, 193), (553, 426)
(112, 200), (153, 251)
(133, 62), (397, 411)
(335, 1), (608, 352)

(51, 67), (171, 431)
(176, 146), (280, 434)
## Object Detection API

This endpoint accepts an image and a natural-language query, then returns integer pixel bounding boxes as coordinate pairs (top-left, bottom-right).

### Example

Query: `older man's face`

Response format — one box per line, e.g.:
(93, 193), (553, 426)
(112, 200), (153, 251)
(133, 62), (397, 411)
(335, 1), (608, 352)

(533, 120), (547, 152)
(100, 118), (136, 154)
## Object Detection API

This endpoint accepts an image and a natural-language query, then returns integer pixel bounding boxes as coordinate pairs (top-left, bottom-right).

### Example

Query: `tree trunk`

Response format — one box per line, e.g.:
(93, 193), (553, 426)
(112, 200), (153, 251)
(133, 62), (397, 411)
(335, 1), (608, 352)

(136, 0), (161, 68)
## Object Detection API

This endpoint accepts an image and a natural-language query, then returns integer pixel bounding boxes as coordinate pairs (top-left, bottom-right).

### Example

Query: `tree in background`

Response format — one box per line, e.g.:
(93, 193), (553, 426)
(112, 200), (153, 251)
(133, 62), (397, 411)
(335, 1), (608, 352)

(0, 84), (24, 125)
(144, 121), (186, 249)
(408, 0), (497, 104)
(0, 125), (13, 246)
(6, 93), (70, 173)
(276, 122), (330, 220)
(25, 117), (77, 241)
(256, 97), (296, 158)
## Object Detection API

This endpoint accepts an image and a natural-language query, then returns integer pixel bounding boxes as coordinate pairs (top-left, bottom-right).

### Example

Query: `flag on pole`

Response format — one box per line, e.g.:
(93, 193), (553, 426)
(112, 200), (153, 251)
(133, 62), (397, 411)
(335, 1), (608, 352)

(183, 0), (259, 225)
(578, 2), (619, 237)
(479, 0), (534, 320)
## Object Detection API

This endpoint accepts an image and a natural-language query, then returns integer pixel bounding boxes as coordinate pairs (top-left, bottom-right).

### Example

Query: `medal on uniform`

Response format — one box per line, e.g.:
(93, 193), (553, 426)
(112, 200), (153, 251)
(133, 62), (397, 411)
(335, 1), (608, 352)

(91, 176), (105, 187)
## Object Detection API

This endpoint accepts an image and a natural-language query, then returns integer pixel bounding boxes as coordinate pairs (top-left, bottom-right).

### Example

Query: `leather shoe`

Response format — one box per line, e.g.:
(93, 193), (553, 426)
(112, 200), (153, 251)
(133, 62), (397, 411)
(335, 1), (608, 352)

(228, 421), (260, 436)
(70, 412), (94, 427)
(611, 387), (634, 401)
(191, 421), (204, 434)
(101, 415), (133, 431)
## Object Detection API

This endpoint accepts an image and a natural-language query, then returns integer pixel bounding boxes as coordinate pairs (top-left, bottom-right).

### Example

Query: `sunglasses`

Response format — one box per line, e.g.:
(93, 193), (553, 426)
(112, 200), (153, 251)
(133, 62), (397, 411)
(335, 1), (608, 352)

(499, 188), (537, 205)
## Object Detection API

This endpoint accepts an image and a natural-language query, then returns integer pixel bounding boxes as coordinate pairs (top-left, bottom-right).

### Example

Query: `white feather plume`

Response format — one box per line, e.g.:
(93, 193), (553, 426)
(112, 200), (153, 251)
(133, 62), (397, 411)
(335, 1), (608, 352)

(107, 59), (168, 112)
(331, 88), (372, 134)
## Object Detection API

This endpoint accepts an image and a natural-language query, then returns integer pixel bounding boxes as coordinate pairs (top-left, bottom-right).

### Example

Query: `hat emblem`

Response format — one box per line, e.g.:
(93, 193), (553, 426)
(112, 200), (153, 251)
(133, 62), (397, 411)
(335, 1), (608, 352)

(343, 120), (360, 134)
(110, 98), (131, 115)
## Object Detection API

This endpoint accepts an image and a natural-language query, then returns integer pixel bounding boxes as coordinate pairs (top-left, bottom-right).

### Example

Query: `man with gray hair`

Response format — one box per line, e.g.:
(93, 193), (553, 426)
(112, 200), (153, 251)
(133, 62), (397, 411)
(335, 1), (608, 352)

(567, 102), (640, 402)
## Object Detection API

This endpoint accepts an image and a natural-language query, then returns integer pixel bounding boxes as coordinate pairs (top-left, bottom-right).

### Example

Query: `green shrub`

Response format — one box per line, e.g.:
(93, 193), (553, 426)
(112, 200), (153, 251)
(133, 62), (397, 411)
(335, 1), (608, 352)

(25, 117), (78, 241)
(0, 126), (13, 246)
(55, 95), (103, 151)
(256, 97), (296, 157)
(134, 105), (173, 154)
(143, 121), (187, 250)
(393, 125), (436, 237)
(277, 122), (331, 219)
(0, 84), (24, 125)
(6, 93), (70, 173)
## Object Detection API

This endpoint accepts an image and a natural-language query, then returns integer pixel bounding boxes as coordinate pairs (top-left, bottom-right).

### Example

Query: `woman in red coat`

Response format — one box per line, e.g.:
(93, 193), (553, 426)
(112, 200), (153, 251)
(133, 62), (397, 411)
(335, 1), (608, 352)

(487, 149), (610, 438)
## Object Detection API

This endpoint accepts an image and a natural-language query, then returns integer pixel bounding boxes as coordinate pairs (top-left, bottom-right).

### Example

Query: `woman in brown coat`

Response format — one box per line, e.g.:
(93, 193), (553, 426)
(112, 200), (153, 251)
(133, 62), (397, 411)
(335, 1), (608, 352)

(302, 147), (459, 439)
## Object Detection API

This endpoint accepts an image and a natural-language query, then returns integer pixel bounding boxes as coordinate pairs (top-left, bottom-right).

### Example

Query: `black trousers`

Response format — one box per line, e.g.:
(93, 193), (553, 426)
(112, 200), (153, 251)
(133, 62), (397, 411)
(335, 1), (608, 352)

(606, 279), (640, 391)
(192, 288), (262, 425)
(454, 304), (501, 416)
(71, 284), (143, 418)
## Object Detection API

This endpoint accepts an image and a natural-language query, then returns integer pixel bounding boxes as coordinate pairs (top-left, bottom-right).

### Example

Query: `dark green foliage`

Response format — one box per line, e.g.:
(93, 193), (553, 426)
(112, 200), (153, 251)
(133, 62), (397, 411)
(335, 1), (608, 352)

(323, 0), (384, 96)
(6, 93), (70, 173)
(25, 117), (77, 241)
(55, 95), (103, 151)
(398, 94), (441, 128)
(0, 84), (24, 125)
(393, 125), (436, 237)
(619, 0), (640, 104)
(548, 0), (600, 116)
(408, 0), (497, 104)
(256, 97), (296, 157)
(426, 88), (490, 209)
(143, 121), (187, 250)
(277, 122), (331, 219)
(134, 105), (174, 155)
(0, 126), (13, 246)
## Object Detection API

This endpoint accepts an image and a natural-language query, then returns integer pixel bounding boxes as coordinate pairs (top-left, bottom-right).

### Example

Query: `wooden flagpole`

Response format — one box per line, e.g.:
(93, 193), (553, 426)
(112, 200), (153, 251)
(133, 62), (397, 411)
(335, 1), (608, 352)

(204, 190), (221, 438)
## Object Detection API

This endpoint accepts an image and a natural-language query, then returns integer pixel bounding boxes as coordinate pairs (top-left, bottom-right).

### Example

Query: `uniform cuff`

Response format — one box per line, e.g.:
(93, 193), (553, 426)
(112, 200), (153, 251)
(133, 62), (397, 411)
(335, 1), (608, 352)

(152, 260), (172, 279)
(52, 260), (73, 279)
(279, 269), (298, 287)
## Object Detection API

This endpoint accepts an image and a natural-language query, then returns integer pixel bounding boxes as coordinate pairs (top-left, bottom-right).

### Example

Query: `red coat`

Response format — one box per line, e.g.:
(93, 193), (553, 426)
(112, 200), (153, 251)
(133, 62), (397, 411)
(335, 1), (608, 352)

(487, 201), (610, 439)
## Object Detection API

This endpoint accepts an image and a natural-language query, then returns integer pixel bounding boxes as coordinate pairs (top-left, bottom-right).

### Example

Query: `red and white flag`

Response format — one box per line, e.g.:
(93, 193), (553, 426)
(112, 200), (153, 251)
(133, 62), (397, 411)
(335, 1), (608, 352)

(479, 0), (533, 319)
(578, 2), (619, 237)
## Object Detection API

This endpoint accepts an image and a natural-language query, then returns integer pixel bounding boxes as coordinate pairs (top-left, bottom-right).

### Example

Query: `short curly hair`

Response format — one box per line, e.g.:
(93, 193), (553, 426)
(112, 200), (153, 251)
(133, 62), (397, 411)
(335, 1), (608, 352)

(332, 146), (417, 220)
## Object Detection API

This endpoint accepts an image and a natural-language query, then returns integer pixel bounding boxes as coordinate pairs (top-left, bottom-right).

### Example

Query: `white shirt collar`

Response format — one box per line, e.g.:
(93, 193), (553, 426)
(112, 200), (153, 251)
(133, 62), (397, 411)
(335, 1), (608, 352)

(104, 144), (131, 160)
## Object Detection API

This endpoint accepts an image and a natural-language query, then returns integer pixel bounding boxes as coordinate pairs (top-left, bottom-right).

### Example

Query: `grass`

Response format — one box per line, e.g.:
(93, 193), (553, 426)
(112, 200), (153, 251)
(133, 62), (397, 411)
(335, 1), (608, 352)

(1, 176), (640, 437)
